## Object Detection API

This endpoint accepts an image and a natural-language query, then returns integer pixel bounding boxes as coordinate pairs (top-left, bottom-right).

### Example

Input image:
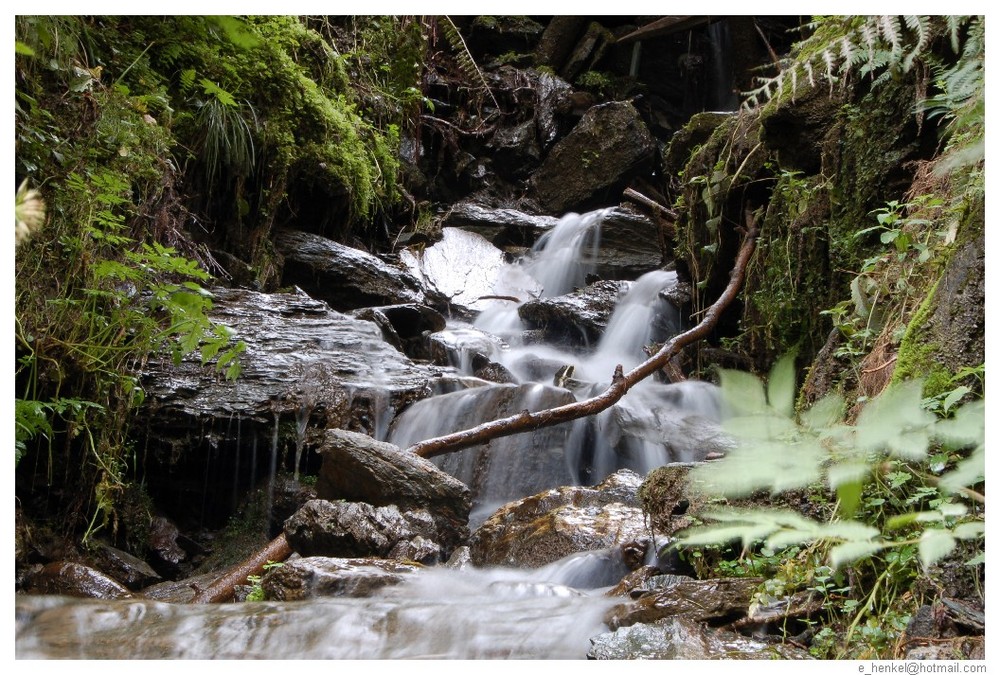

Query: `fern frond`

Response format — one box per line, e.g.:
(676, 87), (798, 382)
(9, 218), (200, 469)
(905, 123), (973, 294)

(437, 16), (499, 113)
(879, 15), (903, 57)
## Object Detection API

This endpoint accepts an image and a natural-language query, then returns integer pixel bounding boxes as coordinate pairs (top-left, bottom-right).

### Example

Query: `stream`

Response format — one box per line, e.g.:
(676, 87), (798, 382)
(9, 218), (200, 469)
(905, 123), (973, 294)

(17, 210), (727, 659)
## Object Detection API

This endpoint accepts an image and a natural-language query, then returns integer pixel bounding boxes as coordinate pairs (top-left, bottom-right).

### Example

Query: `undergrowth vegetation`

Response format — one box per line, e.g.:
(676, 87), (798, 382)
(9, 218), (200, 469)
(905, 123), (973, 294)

(667, 15), (984, 659)
(14, 15), (424, 549)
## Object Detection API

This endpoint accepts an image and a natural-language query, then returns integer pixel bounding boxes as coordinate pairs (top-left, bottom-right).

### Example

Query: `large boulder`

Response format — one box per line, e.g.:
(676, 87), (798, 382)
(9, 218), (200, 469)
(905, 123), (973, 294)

(440, 202), (559, 248)
(468, 470), (648, 568)
(314, 429), (471, 554)
(275, 229), (424, 311)
(283, 499), (441, 561)
(531, 101), (656, 213)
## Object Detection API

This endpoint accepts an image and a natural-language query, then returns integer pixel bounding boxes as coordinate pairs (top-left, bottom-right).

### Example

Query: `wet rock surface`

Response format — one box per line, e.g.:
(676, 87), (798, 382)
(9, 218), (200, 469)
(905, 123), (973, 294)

(315, 428), (471, 553)
(518, 280), (629, 346)
(400, 227), (543, 314)
(469, 470), (647, 568)
(139, 287), (443, 423)
(284, 499), (442, 561)
(261, 556), (422, 601)
(275, 228), (424, 310)
(606, 575), (762, 629)
(88, 542), (162, 590)
(24, 561), (133, 600)
(588, 616), (812, 660)
(440, 202), (559, 247)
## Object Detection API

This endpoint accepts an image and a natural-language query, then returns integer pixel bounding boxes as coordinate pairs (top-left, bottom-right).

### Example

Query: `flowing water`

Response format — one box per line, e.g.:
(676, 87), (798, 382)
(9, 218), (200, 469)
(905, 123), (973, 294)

(18, 209), (726, 659)
(389, 209), (724, 519)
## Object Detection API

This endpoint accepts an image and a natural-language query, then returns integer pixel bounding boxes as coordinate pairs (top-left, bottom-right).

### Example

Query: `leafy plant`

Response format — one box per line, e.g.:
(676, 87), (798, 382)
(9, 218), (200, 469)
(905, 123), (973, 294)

(677, 354), (984, 570)
(244, 560), (285, 601)
(743, 16), (975, 108)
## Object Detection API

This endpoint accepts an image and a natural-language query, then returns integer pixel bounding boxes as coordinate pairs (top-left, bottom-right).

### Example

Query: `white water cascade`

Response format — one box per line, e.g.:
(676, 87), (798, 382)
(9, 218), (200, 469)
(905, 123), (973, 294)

(389, 209), (727, 523)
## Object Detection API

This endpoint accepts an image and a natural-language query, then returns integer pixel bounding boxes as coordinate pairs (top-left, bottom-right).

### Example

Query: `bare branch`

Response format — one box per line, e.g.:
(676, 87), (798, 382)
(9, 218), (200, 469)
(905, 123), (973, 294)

(190, 533), (292, 604)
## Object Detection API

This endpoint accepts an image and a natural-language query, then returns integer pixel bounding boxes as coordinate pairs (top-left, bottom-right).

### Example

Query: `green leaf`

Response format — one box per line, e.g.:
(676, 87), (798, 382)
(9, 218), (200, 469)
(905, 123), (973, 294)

(938, 445), (984, 492)
(918, 529), (956, 567)
(766, 351), (796, 417)
(855, 380), (933, 456)
(951, 521), (984, 540)
(16, 41), (35, 56)
(200, 78), (237, 107)
(829, 541), (885, 568)
(800, 392), (845, 430)
(718, 368), (768, 416)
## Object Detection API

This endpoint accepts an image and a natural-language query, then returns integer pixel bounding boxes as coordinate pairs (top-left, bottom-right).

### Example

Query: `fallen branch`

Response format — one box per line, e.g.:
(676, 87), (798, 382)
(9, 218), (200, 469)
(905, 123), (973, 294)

(409, 211), (760, 459)
(190, 532), (292, 604)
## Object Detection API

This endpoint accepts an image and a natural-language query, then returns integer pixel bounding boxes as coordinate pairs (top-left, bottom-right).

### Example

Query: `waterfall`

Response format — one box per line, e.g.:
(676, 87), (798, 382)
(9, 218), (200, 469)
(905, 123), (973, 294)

(390, 209), (725, 514)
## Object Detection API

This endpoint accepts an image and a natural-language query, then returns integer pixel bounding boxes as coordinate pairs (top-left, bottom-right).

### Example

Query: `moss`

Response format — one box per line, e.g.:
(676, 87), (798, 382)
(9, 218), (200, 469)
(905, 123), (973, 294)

(891, 278), (952, 396)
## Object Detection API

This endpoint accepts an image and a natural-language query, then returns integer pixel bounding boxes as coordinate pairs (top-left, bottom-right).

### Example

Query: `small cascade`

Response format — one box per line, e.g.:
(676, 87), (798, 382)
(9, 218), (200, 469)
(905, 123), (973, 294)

(267, 411), (280, 526)
(390, 209), (724, 518)
(292, 401), (313, 482)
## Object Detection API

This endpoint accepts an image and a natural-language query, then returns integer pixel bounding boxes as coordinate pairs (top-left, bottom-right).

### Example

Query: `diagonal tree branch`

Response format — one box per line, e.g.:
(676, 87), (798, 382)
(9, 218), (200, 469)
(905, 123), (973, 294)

(408, 210), (761, 459)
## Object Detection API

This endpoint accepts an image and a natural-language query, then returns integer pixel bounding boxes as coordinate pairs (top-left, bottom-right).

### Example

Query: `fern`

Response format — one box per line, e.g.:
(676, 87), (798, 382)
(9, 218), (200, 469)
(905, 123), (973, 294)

(437, 16), (499, 113)
(743, 16), (977, 110)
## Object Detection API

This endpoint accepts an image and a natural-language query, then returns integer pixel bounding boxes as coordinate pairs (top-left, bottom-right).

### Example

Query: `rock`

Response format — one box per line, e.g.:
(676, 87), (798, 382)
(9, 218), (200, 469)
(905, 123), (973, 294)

(25, 561), (133, 599)
(588, 616), (813, 660)
(400, 227), (543, 315)
(284, 499), (439, 560)
(440, 202), (559, 247)
(534, 17), (588, 73)
(138, 286), (442, 449)
(592, 207), (665, 280)
(606, 575), (762, 629)
(561, 21), (614, 82)
(89, 542), (162, 590)
(518, 280), (629, 346)
(470, 352), (518, 384)
(532, 101), (656, 214)
(353, 303), (447, 361)
(314, 429), (472, 553)
(533, 70), (576, 148)
(275, 229), (424, 310)
(465, 15), (545, 58)
(261, 556), (422, 601)
(468, 470), (648, 568)
(388, 536), (441, 565)
(489, 119), (542, 178)
(148, 516), (187, 576)
(662, 111), (734, 176)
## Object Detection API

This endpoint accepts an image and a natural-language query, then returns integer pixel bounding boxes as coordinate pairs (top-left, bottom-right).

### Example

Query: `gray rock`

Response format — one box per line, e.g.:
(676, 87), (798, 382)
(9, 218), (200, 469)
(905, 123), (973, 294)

(518, 280), (629, 346)
(532, 101), (656, 213)
(606, 576), (762, 629)
(284, 499), (438, 560)
(276, 229), (424, 310)
(314, 429), (471, 553)
(400, 227), (543, 314)
(589, 616), (812, 660)
(261, 556), (421, 601)
(440, 202), (559, 246)
(89, 542), (161, 590)
(139, 286), (442, 425)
